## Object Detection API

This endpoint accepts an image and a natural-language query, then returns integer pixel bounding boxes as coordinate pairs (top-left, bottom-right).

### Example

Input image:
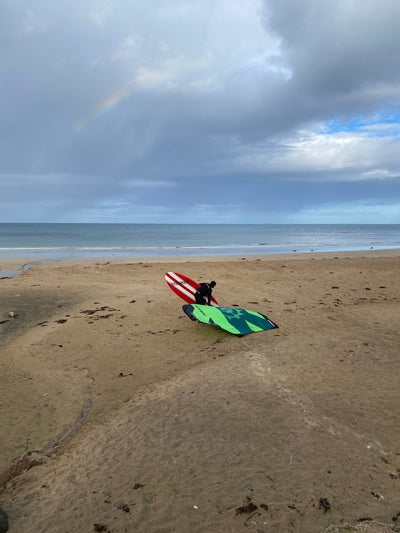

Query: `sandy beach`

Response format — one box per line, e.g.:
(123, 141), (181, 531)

(1, 251), (400, 533)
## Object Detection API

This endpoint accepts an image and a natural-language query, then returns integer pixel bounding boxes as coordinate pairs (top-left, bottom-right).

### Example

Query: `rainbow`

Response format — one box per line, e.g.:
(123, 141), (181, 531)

(76, 74), (172, 131)
(76, 84), (135, 130)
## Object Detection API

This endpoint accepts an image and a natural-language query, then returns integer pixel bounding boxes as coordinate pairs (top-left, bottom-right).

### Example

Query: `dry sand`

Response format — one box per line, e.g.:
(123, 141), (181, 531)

(1, 251), (400, 533)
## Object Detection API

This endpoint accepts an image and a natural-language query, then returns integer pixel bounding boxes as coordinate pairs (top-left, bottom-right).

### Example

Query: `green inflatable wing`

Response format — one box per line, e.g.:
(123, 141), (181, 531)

(182, 304), (278, 336)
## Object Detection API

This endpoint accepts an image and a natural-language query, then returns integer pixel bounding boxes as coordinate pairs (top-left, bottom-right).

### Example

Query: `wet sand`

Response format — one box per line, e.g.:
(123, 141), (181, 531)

(1, 251), (400, 532)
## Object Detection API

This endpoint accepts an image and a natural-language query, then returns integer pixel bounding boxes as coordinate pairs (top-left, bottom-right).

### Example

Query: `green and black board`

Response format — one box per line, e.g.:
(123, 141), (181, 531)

(182, 304), (278, 336)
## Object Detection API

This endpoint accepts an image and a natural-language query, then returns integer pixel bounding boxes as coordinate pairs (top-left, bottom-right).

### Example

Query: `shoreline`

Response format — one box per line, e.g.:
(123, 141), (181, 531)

(1, 252), (400, 532)
(1, 246), (400, 275)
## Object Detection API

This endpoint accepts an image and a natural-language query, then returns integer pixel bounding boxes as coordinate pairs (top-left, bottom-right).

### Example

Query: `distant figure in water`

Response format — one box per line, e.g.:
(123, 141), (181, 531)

(195, 281), (216, 305)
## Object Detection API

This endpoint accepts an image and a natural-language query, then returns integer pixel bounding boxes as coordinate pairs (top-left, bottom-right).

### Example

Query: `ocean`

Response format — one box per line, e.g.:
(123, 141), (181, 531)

(1, 223), (399, 264)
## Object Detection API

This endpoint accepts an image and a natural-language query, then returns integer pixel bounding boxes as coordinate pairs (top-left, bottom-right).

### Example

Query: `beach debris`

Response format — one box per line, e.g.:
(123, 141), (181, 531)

(118, 372), (133, 378)
(81, 307), (117, 322)
(233, 497), (268, 527)
(236, 497), (258, 515)
(93, 524), (108, 532)
(318, 497), (331, 513)
(8, 312), (16, 318)
(133, 483), (145, 490)
(236, 502), (257, 515)
(392, 511), (400, 522)
(117, 503), (131, 513)
(193, 505), (199, 510)
(0, 507), (9, 533)
(81, 307), (114, 315)
(371, 491), (384, 499)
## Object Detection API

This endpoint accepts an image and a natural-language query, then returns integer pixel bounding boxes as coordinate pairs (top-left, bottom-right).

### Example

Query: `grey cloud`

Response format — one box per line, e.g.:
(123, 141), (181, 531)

(1, 0), (400, 222)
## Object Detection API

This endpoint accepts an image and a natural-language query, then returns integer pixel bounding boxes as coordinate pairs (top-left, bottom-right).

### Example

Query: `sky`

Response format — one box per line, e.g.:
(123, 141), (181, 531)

(1, 0), (400, 224)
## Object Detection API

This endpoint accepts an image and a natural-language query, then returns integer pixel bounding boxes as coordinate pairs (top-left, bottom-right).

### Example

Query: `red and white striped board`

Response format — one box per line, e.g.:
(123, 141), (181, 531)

(165, 272), (219, 307)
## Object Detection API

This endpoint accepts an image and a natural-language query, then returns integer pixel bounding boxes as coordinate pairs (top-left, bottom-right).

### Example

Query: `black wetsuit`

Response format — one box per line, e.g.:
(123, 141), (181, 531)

(195, 283), (213, 305)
